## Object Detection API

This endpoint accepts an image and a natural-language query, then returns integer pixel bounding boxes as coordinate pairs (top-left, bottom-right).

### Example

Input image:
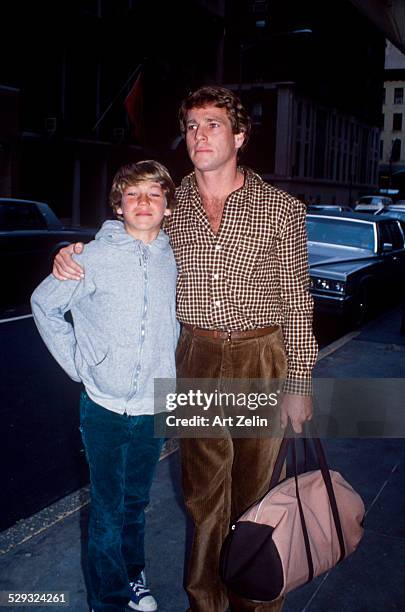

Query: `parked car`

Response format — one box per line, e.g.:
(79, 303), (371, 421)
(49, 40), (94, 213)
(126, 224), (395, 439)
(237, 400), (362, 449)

(307, 204), (352, 213)
(0, 198), (96, 316)
(377, 208), (405, 220)
(375, 209), (405, 238)
(359, 204), (405, 216)
(354, 195), (393, 214)
(386, 204), (405, 213)
(307, 212), (405, 325)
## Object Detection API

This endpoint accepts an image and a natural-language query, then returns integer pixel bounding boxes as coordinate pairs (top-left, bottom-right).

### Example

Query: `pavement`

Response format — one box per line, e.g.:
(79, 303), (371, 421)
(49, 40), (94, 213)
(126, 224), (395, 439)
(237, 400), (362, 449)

(1, 307), (405, 612)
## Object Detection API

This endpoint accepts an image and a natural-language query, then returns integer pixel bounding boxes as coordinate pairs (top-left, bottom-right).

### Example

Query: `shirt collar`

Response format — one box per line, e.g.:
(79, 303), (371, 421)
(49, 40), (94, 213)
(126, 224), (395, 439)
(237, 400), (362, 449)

(180, 166), (263, 208)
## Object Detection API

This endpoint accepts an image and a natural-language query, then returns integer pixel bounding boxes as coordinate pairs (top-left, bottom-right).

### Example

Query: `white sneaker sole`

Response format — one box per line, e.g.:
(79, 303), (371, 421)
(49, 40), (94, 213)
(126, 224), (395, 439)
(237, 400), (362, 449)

(127, 599), (157, 612)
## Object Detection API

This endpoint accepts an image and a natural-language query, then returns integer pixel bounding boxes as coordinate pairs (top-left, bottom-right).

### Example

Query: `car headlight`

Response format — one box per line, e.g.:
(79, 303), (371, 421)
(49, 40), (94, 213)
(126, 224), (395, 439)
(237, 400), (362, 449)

(309, 276), (346, 294)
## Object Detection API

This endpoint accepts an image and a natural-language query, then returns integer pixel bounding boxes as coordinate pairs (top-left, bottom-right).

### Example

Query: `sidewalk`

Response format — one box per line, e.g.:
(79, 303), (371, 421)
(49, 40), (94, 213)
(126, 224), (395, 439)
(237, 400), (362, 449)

(1, 308), (405, 611)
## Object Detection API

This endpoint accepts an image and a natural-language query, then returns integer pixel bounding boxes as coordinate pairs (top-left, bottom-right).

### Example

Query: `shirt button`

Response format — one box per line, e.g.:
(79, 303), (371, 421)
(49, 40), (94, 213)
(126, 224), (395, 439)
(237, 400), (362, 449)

(214, 300), (221, 307)
(215, 244), (222, 251)
(213, 273), (219, 280)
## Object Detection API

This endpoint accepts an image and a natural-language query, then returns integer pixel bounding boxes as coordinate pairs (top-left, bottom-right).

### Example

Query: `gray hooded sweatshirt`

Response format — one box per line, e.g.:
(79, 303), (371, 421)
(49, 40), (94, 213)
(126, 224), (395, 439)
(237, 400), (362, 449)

(31, 220), (179, 415)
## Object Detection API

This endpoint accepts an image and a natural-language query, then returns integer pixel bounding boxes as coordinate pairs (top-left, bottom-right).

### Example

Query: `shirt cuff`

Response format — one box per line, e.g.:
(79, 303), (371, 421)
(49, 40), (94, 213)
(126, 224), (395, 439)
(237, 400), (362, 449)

(283, 376), (313, 396)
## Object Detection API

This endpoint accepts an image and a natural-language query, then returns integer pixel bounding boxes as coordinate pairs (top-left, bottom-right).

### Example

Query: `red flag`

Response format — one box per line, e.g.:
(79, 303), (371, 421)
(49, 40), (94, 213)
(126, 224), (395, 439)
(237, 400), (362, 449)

(124, 72), (144, 143)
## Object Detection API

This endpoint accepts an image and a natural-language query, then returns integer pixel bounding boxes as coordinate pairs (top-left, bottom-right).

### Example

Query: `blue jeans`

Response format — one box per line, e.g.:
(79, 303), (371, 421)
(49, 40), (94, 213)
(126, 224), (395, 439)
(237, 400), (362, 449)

(80, 391), (164, 612)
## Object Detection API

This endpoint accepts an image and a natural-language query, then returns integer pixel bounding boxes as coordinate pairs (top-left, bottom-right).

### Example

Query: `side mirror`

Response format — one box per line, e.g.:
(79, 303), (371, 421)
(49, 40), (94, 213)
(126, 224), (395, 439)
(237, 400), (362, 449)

(383, 242), (393, 252)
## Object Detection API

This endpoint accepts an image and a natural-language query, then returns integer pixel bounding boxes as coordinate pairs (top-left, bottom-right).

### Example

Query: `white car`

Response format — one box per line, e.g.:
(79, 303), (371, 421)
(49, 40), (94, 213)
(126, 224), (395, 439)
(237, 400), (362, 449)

(354, 195), (393, 213)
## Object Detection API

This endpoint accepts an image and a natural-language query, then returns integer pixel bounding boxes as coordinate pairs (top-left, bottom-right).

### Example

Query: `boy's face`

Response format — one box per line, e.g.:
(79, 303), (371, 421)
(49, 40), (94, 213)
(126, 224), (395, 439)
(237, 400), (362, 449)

(117, 180), (170, 243)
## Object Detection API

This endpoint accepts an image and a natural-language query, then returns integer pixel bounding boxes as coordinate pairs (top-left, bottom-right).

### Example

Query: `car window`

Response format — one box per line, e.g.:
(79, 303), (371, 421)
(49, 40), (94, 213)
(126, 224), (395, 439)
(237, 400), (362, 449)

(380, 224), (392, 248)
(0, 203), (47, 230)
(398, 221), (405, 239)
(387, 222), (404, 250)
(359, 197), (379, 205)
(355, 205), (381, 214)
(306, 217), (375, 250)
(358, 196), (390, 206)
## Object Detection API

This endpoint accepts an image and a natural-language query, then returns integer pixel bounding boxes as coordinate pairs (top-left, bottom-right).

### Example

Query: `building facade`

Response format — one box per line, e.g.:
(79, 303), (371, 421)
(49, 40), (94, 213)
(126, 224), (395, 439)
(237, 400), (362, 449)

(0, 0), (225, 226)
(380, 41), (405, 195)
(0, 0), (390, 218)
(223, 0), (385, 205)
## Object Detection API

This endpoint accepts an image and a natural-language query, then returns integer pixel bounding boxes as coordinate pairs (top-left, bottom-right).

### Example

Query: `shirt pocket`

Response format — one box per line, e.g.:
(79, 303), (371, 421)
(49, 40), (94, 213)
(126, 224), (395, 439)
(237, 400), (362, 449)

(227, 233), (275, 279)
(169, 225), (200, 273)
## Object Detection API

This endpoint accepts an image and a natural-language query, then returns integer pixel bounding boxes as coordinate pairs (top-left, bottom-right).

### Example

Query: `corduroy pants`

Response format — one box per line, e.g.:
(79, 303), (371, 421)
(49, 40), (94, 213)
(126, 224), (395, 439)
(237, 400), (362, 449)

(176, 326), (288, 612)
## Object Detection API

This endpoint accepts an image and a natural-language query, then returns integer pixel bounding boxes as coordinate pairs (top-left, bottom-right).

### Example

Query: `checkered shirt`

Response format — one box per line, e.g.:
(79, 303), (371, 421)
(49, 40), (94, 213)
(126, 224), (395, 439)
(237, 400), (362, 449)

(165, 169), (318, 393)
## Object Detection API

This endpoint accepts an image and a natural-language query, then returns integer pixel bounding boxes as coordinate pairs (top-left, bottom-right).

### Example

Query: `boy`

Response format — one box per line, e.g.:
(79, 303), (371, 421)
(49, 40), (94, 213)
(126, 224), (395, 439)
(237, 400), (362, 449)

(31, 160), (179, 612)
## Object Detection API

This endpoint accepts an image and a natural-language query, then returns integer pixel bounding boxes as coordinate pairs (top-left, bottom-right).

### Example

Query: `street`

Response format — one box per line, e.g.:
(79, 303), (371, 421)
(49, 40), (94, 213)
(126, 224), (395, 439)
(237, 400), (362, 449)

(0, 315), (87, 531)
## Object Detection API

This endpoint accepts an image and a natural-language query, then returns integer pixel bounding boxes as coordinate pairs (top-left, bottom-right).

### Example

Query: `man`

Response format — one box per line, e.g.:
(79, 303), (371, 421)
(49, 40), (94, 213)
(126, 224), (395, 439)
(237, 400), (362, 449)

(53, 86), (318, 612)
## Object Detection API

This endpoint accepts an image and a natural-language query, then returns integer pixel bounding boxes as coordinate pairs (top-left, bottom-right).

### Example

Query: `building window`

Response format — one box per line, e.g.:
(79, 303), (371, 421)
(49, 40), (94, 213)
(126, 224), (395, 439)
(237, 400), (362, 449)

(251, 102), (263, 126)
(393, 113), (403, 131)
(391, 139), (401, 162)
(304, 143), (310, 176)
(338, 116), (342, 138)
(305, 106), (311, 129)
(331, 114), (336, 136)
(394, 87), (404, 105)
(380, 139), (384, 160)
(296, 101), (302, 126)
(294, 141), (301, 176)
(329, 149), (335, 179)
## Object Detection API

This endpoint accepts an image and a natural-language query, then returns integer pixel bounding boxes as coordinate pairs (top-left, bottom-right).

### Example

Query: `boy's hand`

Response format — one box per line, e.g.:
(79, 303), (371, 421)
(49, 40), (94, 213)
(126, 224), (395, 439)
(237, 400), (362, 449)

(53, 243), (85, 280)
(280, 393), (313, 434)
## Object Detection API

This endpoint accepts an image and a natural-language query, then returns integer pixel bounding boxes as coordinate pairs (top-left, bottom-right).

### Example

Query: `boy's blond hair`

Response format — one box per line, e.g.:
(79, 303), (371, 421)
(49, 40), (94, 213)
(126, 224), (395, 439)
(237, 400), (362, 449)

(110, 160), (175, 220)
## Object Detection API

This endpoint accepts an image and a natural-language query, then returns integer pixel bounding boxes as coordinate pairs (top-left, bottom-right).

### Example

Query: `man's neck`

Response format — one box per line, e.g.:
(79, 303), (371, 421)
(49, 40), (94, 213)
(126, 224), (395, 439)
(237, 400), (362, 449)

(194, 164), (244, 202)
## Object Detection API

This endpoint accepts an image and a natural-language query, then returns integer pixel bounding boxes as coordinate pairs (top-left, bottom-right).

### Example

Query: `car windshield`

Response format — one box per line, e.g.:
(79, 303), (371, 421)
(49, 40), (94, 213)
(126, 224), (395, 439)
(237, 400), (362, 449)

(358, 196), (387, 205)
(307, 217), (375, 250)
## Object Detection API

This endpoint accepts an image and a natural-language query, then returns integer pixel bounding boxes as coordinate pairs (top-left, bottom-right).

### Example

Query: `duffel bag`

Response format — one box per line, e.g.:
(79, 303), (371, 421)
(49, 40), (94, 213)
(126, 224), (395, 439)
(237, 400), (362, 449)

(220, 431), (365, 602)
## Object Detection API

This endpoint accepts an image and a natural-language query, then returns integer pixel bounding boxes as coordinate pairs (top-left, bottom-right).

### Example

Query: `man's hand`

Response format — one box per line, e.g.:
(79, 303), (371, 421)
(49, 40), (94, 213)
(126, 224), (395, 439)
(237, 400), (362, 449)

(53, 243), (85, 281)
(280, 393), (313, 434)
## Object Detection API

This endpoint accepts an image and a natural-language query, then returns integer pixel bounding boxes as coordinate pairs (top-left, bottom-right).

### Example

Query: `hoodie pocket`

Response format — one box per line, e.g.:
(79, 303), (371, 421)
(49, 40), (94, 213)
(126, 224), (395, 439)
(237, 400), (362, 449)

(75, 344), (108, 370)
(81, 348), (132, 398)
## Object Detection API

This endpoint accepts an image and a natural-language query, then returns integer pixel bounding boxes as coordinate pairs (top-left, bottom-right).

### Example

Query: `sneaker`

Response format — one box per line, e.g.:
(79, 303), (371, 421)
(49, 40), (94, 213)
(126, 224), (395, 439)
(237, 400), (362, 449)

(128, 571), (157, 611)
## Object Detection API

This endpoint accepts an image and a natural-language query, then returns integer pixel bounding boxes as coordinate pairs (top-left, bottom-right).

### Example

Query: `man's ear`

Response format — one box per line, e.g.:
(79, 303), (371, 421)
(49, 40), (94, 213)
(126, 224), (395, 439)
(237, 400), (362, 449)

(234, 132), (245, 150)
(117, 207), (122, 216)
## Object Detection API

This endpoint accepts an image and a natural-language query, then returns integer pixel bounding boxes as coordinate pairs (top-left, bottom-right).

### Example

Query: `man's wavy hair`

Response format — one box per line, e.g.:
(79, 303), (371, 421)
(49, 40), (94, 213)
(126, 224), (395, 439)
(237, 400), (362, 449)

(178, 86), (251, 151)
(109, 160), (175, 220)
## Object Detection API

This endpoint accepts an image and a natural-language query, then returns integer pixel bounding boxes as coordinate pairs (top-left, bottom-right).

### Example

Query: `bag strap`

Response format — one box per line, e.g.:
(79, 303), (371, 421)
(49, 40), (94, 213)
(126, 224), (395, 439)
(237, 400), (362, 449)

(291, 440), (314, 582)
(269, 436), (314, 581)
(311, 436), (346, 563)
(269, 422), (346, 574)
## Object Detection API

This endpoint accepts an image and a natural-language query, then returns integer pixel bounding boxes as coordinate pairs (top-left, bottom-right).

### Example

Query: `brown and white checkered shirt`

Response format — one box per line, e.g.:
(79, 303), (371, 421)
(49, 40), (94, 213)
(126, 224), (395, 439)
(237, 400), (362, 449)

(165, 169), (318, 391)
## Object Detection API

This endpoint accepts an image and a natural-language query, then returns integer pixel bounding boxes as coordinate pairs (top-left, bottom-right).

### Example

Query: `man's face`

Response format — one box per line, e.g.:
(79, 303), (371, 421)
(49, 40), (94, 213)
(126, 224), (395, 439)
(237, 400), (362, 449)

(117, 180), (170, 241)
(185, 105), (244, 173)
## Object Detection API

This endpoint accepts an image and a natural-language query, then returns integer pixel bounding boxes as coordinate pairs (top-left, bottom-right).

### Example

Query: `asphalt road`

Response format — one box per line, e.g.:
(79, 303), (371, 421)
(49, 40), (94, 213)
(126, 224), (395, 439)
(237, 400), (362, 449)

(0, 315), (88, 531)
